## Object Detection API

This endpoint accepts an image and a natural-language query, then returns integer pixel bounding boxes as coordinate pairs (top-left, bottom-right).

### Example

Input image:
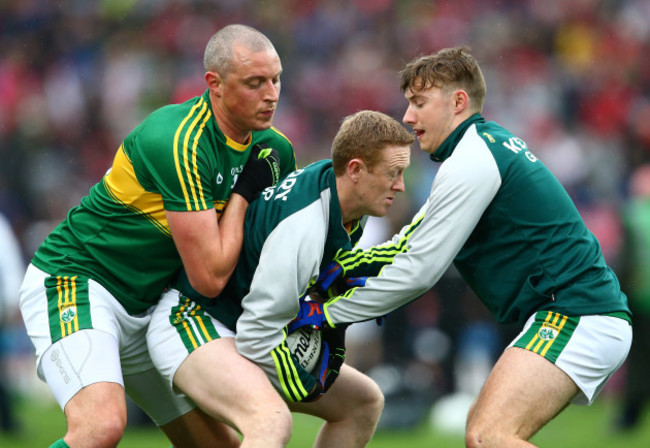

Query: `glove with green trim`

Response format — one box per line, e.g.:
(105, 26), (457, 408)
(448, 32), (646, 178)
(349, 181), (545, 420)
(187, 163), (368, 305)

(232, 143), (280, 203)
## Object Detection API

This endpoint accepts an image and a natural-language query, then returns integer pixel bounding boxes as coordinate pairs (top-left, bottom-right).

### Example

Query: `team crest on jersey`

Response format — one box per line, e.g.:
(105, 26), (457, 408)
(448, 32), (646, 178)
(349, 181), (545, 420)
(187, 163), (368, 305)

(538, 323), (558, 341)
(60, 306), (77, 323)
(172, 315), (186, 325)
(482, 132), (495, 143)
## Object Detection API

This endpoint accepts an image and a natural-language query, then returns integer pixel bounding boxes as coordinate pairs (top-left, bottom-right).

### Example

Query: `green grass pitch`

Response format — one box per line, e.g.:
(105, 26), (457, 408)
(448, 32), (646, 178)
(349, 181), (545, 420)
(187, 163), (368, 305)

(1, 395), (649, 447)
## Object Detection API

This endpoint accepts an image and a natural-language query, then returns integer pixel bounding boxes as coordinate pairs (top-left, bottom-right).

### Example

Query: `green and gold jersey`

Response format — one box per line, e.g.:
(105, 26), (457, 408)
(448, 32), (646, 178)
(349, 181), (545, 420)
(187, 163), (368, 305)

(32, 90), (296, 315)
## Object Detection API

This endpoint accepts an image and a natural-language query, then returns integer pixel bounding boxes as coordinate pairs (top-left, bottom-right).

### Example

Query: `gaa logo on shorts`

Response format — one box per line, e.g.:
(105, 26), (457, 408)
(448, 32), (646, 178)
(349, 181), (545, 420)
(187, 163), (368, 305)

(60, 306), (77, 323)
(538, 323), (558, 341)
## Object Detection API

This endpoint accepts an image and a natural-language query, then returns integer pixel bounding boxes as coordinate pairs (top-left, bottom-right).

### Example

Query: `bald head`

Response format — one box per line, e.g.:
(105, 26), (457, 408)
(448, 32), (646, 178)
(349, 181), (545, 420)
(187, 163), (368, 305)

(203, 24), (277, 77)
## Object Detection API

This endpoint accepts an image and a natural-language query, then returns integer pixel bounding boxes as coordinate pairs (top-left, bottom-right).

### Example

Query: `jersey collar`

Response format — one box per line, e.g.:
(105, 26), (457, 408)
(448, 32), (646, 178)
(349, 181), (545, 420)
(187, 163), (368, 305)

(202, 89), (252, 152)
(430, 113), (485, 163)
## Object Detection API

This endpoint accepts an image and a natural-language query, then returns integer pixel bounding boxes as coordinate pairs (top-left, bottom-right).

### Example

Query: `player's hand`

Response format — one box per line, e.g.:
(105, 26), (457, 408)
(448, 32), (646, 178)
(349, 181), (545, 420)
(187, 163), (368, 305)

(341, 275), (368, 289)
(314, 262), (366, 297)
(232, 143), (280, 203)
(311, 338), (331, 394)
(315, 261), (344, 297)
(288, 296), (330, 333)
(320, 326), (346, 393)
(290, 327), (347, 401)
(303, 326), (346, 398)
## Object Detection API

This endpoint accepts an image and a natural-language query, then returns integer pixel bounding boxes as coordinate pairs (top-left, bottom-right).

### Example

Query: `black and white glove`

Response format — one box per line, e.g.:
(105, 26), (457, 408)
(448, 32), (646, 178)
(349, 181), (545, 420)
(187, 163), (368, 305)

(232, 143), (281, 203)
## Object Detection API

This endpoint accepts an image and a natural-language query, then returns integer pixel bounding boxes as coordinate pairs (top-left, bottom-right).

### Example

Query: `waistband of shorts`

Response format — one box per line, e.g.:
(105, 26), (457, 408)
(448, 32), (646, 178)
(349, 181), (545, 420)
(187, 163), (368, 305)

(601, 311), (632, 325)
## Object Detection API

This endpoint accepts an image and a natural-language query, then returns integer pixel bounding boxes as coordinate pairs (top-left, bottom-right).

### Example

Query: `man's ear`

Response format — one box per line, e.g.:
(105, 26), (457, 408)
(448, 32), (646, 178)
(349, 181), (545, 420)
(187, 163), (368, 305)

(348, 158), (364, 183)
(205, 71), (222, 96)
(453, 89), (469, 114)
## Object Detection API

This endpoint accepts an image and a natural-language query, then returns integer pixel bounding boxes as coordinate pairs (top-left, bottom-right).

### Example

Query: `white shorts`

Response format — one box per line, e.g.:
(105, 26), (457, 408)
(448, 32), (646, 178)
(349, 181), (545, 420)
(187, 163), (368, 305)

(509, 311), (632, 405)
(147, 288), (235, 392)
(19, 264), (195, 425)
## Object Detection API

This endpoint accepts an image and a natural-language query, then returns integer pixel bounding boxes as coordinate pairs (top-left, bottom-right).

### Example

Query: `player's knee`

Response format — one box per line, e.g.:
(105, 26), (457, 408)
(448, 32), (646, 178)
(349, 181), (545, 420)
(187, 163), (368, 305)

(94, 419), (127, 447)
(66, 416), (126, 448)
(465, 425), (479, 448)
(244, 404), (292, 445)
(66, 398), (127, 447)
(350, 377), (384, 429)
(364, 380), (385, 422)
(465, 421), (503, 448)
(263, 407), (293, 445)
(465, 424), (491, 448)
(276, 409), (294, 442)
(466, 414), (485, 447)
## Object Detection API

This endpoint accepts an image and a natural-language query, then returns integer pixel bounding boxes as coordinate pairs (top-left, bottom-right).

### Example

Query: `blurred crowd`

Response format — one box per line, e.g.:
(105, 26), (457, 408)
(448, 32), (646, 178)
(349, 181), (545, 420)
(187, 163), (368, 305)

(2, 0), (650, 433)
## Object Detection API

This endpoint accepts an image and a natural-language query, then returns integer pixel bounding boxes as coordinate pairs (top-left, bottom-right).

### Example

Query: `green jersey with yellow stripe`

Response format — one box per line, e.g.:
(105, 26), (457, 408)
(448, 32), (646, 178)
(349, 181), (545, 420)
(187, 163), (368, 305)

(31, 90), (296, 315)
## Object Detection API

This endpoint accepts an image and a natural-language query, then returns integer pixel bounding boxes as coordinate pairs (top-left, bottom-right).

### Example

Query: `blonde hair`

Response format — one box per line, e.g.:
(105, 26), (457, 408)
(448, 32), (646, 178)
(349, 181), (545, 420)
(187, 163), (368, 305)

(331, 110), (414, 176)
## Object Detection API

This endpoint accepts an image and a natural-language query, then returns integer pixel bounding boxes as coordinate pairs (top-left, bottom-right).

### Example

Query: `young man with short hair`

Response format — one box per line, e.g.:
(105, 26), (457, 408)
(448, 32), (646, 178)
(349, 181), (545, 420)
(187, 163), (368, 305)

(291, 47), (632, 448)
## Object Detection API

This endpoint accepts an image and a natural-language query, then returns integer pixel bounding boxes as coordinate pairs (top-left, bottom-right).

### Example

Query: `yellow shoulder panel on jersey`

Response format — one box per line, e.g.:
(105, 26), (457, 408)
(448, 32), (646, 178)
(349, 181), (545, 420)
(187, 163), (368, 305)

(104, 144), (170, 235)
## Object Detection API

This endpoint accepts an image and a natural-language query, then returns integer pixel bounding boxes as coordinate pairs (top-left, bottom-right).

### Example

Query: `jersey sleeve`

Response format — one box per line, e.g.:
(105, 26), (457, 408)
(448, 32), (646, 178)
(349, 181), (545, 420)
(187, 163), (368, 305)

(152, 138), (216, 212)
(335, 213), (425, 277)
(129, 98), (218, 212)
(235, 201), (327, 402)
(324, 137), (502, 325)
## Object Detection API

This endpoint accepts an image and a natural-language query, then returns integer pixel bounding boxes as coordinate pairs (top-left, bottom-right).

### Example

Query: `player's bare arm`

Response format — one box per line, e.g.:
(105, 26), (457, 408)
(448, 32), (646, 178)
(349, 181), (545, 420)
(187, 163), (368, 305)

(167, 193), (248, 298)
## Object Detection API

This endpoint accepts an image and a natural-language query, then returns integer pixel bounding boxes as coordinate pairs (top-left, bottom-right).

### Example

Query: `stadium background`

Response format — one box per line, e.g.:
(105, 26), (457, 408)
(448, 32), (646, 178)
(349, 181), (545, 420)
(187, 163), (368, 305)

(1, 0), (650, 446)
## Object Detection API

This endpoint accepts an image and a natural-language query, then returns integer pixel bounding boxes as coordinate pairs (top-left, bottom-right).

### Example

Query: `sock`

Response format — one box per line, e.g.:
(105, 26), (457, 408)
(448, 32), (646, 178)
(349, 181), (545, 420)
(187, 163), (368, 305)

(49, 439), (71, 448)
